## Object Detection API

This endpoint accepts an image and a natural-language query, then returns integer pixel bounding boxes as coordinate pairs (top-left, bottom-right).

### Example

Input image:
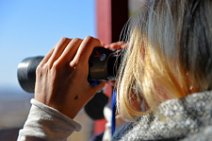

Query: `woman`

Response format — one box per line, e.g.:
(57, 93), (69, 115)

(113, 0), (212, 140)
(18, 0), (212, 141)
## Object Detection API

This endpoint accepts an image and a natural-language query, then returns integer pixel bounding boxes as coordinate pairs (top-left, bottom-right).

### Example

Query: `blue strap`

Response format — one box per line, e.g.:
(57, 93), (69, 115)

(111, 90), (117, 135)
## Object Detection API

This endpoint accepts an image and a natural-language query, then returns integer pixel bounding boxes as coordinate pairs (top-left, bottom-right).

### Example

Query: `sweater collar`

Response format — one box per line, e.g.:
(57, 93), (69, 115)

(113, 91), (212, 140)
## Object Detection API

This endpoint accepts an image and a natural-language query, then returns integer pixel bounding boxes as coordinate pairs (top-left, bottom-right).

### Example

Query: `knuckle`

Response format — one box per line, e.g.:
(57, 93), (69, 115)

(60, 37), (71, 43)
(36, 65), (42, 74)
(73, 38), (81, 41)
(85, 36), (101, 46)
(85, 36), (94, 41)
(62, 37), (71, 41)
(72, 38), (82, 44)
(52, 62), (60, 70)
(70, 61), (78, 68)
(36, 64), (45, 76)
(85, 36), (94, 44)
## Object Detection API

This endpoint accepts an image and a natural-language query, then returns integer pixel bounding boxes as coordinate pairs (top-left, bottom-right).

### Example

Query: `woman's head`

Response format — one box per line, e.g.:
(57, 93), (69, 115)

(117, 0), (212, 120)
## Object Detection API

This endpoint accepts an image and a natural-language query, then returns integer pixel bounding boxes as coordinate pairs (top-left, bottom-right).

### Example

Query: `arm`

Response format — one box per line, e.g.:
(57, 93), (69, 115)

(17, 99), (81, 141)
(18, 37), (106, 141)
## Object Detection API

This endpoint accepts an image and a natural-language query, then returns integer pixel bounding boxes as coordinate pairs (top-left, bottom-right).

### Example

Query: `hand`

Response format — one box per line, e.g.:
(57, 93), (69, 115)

(104, 41), (127, 87)
(35, 36), (106, 119)
(104, 41), (127, 50)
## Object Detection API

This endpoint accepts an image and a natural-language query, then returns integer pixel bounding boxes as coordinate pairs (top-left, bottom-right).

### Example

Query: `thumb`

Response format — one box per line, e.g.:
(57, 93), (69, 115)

(89, 82), (106, 97)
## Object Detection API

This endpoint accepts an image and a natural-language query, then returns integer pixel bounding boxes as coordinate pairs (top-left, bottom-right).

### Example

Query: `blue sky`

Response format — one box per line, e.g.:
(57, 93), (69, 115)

(0, 0), (95, 88)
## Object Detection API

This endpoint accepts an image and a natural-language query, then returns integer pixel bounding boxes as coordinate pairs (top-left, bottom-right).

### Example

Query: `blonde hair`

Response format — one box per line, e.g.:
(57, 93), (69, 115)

(117, 0), (212, 120)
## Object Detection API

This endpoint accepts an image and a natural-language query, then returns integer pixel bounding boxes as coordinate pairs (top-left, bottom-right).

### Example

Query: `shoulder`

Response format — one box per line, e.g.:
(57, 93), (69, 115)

(183, 126), (212, 141)
(112, 91), (212, 141)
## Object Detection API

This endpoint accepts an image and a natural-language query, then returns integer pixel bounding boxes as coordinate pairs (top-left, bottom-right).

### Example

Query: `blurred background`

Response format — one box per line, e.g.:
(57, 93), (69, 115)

(0, 0), (95, 140)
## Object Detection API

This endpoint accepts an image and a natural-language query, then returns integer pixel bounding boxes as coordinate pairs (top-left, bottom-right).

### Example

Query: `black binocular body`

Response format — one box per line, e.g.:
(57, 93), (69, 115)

(17, 47), (121, 93)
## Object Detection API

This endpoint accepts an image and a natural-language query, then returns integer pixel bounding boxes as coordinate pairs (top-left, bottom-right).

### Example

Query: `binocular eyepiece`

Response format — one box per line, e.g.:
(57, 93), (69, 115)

(17, 47), (121, 93)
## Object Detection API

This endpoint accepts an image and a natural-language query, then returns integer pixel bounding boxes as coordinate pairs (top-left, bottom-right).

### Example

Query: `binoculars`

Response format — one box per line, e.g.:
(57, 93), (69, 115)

(17, 47), (121, 93)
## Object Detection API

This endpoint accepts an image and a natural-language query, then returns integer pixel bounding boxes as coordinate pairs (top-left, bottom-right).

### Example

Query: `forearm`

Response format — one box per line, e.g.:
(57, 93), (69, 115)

(17, 99), (81, 141)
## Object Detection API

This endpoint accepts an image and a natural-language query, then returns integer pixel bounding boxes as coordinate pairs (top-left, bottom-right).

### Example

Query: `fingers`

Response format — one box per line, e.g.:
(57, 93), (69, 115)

(35, 36), (109, 119)
(55, 38), (82, 66)
(48, 38), (71, 68)
(70, 36), (102, 66)
(41, 37), (124, 70)
(39, 47), (55, 67)
(42, 36), (101, 69)
(105, 41), (127, 50)
(92, 82), (106, 93)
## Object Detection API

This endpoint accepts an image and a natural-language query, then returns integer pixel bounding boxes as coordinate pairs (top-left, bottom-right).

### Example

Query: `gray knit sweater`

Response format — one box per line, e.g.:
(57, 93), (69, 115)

(18, 91), (212, 141)
(113, 91), (212, 141)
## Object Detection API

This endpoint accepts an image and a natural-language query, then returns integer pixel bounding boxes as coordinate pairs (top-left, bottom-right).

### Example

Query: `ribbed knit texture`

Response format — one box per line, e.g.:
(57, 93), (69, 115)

(113, 91), (212, 141)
